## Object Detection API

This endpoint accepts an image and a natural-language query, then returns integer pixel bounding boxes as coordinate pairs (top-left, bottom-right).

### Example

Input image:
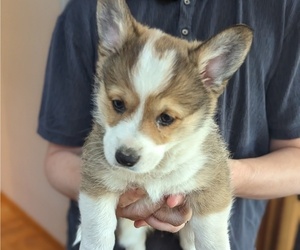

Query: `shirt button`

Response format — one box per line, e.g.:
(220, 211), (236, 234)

(181, 28), (189, 36)
(184, 0), (191, 5)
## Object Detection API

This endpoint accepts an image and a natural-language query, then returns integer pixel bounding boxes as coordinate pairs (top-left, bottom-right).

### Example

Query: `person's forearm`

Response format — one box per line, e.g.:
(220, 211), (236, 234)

(231, 146), (300, 199)
(44, 144), (82, 200)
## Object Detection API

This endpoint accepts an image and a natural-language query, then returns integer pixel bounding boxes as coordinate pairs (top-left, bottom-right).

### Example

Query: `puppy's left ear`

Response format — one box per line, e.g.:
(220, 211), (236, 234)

(197, 25), (253, 94)
(97, 0), (134, 55)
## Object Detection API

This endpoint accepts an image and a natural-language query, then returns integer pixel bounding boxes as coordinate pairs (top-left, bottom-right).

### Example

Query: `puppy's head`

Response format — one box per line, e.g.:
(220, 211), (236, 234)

(93, 0), (253, 173)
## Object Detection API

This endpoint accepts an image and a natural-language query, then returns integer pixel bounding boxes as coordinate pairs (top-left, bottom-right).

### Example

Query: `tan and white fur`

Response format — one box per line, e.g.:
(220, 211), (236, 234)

(76, 0), (253, 249)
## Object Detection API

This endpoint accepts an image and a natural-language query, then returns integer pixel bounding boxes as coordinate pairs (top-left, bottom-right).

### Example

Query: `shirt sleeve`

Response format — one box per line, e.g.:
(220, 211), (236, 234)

(266, 20), (300, 140)
(37, 0), (98, 147)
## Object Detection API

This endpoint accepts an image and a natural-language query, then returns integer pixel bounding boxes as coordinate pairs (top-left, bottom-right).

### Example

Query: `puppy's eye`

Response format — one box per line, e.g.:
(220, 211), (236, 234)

(157, 113), (175, 126)
(112, 100), (126, 113)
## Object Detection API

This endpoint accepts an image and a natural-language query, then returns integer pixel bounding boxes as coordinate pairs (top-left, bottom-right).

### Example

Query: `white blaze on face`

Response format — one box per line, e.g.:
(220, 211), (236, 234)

(131, 32), (176, 100)
(103, 33), (177, 173)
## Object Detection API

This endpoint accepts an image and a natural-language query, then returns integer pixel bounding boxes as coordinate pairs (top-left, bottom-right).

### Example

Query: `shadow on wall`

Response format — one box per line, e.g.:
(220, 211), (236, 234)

(2, 0), (69, 245)
(60, 0), (70, 10)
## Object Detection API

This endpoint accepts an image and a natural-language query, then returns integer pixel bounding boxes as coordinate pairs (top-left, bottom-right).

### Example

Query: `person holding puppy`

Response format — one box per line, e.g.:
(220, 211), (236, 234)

(38, 0), (300, 249)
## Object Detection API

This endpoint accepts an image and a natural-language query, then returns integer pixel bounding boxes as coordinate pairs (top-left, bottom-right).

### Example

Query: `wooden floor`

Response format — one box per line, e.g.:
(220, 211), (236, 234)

(2, 192), (299, 250)
(1, 193), (64, 250)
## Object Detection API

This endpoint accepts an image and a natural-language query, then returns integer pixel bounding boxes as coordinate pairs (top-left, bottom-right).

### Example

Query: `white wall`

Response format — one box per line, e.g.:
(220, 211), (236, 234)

(2, 0), (69, 245)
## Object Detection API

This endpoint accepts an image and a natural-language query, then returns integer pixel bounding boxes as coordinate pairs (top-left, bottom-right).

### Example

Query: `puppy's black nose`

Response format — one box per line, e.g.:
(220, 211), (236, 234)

(115, 148), (140, 167)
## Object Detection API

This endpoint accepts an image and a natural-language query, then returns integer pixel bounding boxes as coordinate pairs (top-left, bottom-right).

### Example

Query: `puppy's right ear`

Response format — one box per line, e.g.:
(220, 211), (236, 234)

(97, 0), (133, 55)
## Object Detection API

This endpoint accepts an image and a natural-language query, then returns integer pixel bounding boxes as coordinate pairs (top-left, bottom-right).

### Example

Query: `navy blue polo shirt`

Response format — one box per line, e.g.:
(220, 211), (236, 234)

(38, 0), (300, 249)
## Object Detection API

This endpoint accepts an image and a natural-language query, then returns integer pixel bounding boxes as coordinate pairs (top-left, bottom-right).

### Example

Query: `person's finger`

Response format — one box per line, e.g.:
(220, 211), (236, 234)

(166, 194), (186, 208)
(144, 216), (185, 233)
(118, 188), (146, 208)
(153, 200), (192, 227)
(116, 198), (164, 221)
(134, 220), (148, 228)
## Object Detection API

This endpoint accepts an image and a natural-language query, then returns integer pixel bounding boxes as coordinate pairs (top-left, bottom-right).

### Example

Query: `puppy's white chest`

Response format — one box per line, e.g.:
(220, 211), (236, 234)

(145, 177), (198, 202)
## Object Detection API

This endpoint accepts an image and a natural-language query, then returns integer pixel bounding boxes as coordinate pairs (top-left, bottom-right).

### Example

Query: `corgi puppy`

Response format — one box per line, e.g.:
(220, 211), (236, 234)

(76, 0), (253, 249)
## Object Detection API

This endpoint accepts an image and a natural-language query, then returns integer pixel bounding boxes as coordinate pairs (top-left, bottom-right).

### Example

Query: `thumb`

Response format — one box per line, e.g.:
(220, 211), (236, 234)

(166, 194), (186, 208)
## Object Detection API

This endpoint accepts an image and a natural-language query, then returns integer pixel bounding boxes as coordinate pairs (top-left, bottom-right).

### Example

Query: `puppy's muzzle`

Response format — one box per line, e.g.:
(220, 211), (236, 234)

(115, 147), (140, 167)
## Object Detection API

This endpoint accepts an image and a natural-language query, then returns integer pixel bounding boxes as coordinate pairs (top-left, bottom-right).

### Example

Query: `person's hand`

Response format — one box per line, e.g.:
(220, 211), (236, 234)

(116, 189), (192, 233)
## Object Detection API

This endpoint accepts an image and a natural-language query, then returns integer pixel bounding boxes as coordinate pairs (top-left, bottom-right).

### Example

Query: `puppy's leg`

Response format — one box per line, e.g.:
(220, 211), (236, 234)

(118, 218), (148, 250)
(78, 192), (119, 250)
(179, 223), (196, 250)
(190, 204), (231, 250)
